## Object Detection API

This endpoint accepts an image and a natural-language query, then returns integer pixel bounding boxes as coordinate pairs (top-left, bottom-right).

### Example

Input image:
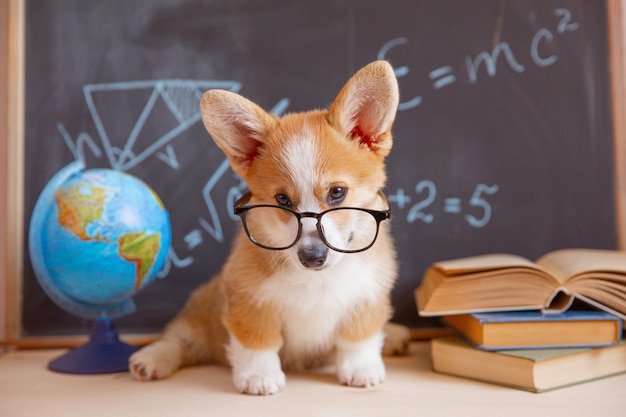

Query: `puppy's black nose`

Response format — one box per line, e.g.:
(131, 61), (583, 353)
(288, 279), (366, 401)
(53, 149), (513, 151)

(298, 245), (328, 269)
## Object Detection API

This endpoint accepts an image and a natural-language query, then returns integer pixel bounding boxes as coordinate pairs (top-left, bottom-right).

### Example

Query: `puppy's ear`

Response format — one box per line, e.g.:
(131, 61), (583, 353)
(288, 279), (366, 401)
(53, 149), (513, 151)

(200, 90), (277, 177)
(328, 61), (399, 157)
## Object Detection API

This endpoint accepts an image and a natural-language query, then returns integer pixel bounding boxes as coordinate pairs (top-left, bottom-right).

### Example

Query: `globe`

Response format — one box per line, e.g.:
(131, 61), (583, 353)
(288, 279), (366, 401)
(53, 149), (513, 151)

(29, 161), (171, 374)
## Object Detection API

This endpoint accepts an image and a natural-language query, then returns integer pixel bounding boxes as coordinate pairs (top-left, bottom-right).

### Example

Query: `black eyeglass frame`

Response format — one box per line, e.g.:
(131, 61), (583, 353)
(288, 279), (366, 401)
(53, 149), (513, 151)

(233, 190), (391, 253)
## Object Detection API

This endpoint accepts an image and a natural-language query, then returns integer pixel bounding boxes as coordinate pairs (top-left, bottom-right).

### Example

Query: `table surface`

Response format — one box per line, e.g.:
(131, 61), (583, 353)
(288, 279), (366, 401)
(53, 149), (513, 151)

(1, 342), (625, 417)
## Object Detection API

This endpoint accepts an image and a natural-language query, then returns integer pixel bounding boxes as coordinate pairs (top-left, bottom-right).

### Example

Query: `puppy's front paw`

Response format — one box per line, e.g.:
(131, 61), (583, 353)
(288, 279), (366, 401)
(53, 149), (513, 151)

(337, 355), (386, 387)
(382, 322), (411, 356)
(227, 336), (285, 395)
(233, 369), (286, 395)
(336, 333), (386, 388)
(129, 340), (182, 381)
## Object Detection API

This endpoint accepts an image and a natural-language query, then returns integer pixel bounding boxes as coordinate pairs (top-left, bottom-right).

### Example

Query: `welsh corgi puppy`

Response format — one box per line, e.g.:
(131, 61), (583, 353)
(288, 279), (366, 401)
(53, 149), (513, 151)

(129, 60), (409, 395)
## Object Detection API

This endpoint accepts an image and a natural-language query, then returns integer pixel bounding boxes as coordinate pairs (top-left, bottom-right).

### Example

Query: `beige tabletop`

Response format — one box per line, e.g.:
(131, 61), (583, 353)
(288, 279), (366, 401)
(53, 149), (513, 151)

(0, 342), (624, 417)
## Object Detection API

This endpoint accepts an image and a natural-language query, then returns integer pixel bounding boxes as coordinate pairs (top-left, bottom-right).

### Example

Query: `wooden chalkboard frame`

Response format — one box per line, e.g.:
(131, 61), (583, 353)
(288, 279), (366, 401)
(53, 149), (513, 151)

(2, 0), (626, 346)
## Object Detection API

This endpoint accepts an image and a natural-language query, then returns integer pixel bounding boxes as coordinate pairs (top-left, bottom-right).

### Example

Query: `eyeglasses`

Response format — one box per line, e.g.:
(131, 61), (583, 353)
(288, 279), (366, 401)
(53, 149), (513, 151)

(233, 191), (391, 253)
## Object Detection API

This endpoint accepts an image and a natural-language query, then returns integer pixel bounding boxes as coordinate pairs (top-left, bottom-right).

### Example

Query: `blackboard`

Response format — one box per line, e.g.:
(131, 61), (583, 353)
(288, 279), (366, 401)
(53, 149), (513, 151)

(22, 0), (618, 336)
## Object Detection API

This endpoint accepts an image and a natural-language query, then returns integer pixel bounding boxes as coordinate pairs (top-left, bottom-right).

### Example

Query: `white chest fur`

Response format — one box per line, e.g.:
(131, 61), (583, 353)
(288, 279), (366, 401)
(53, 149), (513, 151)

(255, 253), (384, 369)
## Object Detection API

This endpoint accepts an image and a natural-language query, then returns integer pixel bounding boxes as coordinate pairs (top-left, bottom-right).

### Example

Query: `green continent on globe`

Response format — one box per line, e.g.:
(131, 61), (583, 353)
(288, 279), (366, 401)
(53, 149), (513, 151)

(117, 232), (162, 289)
(55, 183), (108, 241)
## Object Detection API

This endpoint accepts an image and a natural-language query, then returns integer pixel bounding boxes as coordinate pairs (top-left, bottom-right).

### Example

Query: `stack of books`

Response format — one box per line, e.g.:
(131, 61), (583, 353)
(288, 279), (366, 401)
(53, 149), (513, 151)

(415, 248), (626, 392)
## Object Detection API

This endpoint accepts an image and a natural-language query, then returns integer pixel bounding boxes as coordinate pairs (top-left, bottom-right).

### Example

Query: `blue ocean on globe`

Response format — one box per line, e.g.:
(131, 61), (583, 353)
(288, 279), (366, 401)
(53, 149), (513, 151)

(29, 161), (171, 319)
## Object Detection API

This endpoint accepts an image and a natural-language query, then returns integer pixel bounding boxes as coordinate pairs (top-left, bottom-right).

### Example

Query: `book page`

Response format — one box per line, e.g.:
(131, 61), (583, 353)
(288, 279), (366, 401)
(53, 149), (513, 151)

(433, 253), (546, 275)
(573, 293), (626, 320)
(535, 249), (626, 284)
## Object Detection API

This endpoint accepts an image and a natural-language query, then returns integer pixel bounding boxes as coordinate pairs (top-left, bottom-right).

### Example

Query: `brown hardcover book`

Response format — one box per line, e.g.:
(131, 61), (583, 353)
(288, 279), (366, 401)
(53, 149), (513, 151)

(442, 311), (622, 350)
(430, 336), (626, 393)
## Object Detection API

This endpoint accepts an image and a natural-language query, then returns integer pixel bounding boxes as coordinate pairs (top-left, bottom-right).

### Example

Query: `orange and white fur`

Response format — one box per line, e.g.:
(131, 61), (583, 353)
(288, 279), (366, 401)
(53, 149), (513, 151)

(129, 61), (409, 395)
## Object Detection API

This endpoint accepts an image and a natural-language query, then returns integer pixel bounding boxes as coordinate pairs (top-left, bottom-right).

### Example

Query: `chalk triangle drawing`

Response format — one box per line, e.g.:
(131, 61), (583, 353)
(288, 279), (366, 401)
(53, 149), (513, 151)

(82, 80), (241, 171)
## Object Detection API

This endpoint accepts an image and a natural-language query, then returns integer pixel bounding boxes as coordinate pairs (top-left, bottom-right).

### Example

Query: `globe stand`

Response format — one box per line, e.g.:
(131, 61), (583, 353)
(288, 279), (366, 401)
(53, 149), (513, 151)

(48, 318), (139, 374)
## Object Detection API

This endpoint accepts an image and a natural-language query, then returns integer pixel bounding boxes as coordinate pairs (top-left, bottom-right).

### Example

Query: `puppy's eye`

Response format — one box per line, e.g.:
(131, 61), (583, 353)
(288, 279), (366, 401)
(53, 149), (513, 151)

(328, 187), (347, 204)
(275, 194), (291, 207)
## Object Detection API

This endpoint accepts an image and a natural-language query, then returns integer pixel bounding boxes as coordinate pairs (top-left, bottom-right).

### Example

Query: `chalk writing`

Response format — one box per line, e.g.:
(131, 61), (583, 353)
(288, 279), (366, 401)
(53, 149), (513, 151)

(465, 42), (525, 84)
(184, 230), (203, 251)
(395, 181), (498, 228)
(555, 8), (580, 33)
(60, 80), (242, 170)
(405, 181), (436, 224)
(57, 123), (102, 162)
(378, 8), (579, 108)
(429, 66), (456, 90)
(466, 184), (500, 228)
(157, 247), (193, 279)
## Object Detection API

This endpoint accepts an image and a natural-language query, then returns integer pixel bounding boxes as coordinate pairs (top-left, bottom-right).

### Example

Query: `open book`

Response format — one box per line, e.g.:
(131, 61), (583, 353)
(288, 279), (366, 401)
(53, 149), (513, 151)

(415, 248), (626, 319)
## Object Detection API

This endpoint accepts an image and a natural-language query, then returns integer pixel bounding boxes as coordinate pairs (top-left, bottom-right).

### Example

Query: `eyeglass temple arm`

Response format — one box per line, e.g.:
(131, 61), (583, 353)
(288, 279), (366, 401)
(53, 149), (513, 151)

(234, 191), (253, 209)
(378, 190), (392, 213)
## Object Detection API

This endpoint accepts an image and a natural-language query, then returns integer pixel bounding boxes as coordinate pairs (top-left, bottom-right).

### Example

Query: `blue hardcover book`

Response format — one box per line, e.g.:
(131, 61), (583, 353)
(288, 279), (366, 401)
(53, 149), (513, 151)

(443, 310), (623, 350)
